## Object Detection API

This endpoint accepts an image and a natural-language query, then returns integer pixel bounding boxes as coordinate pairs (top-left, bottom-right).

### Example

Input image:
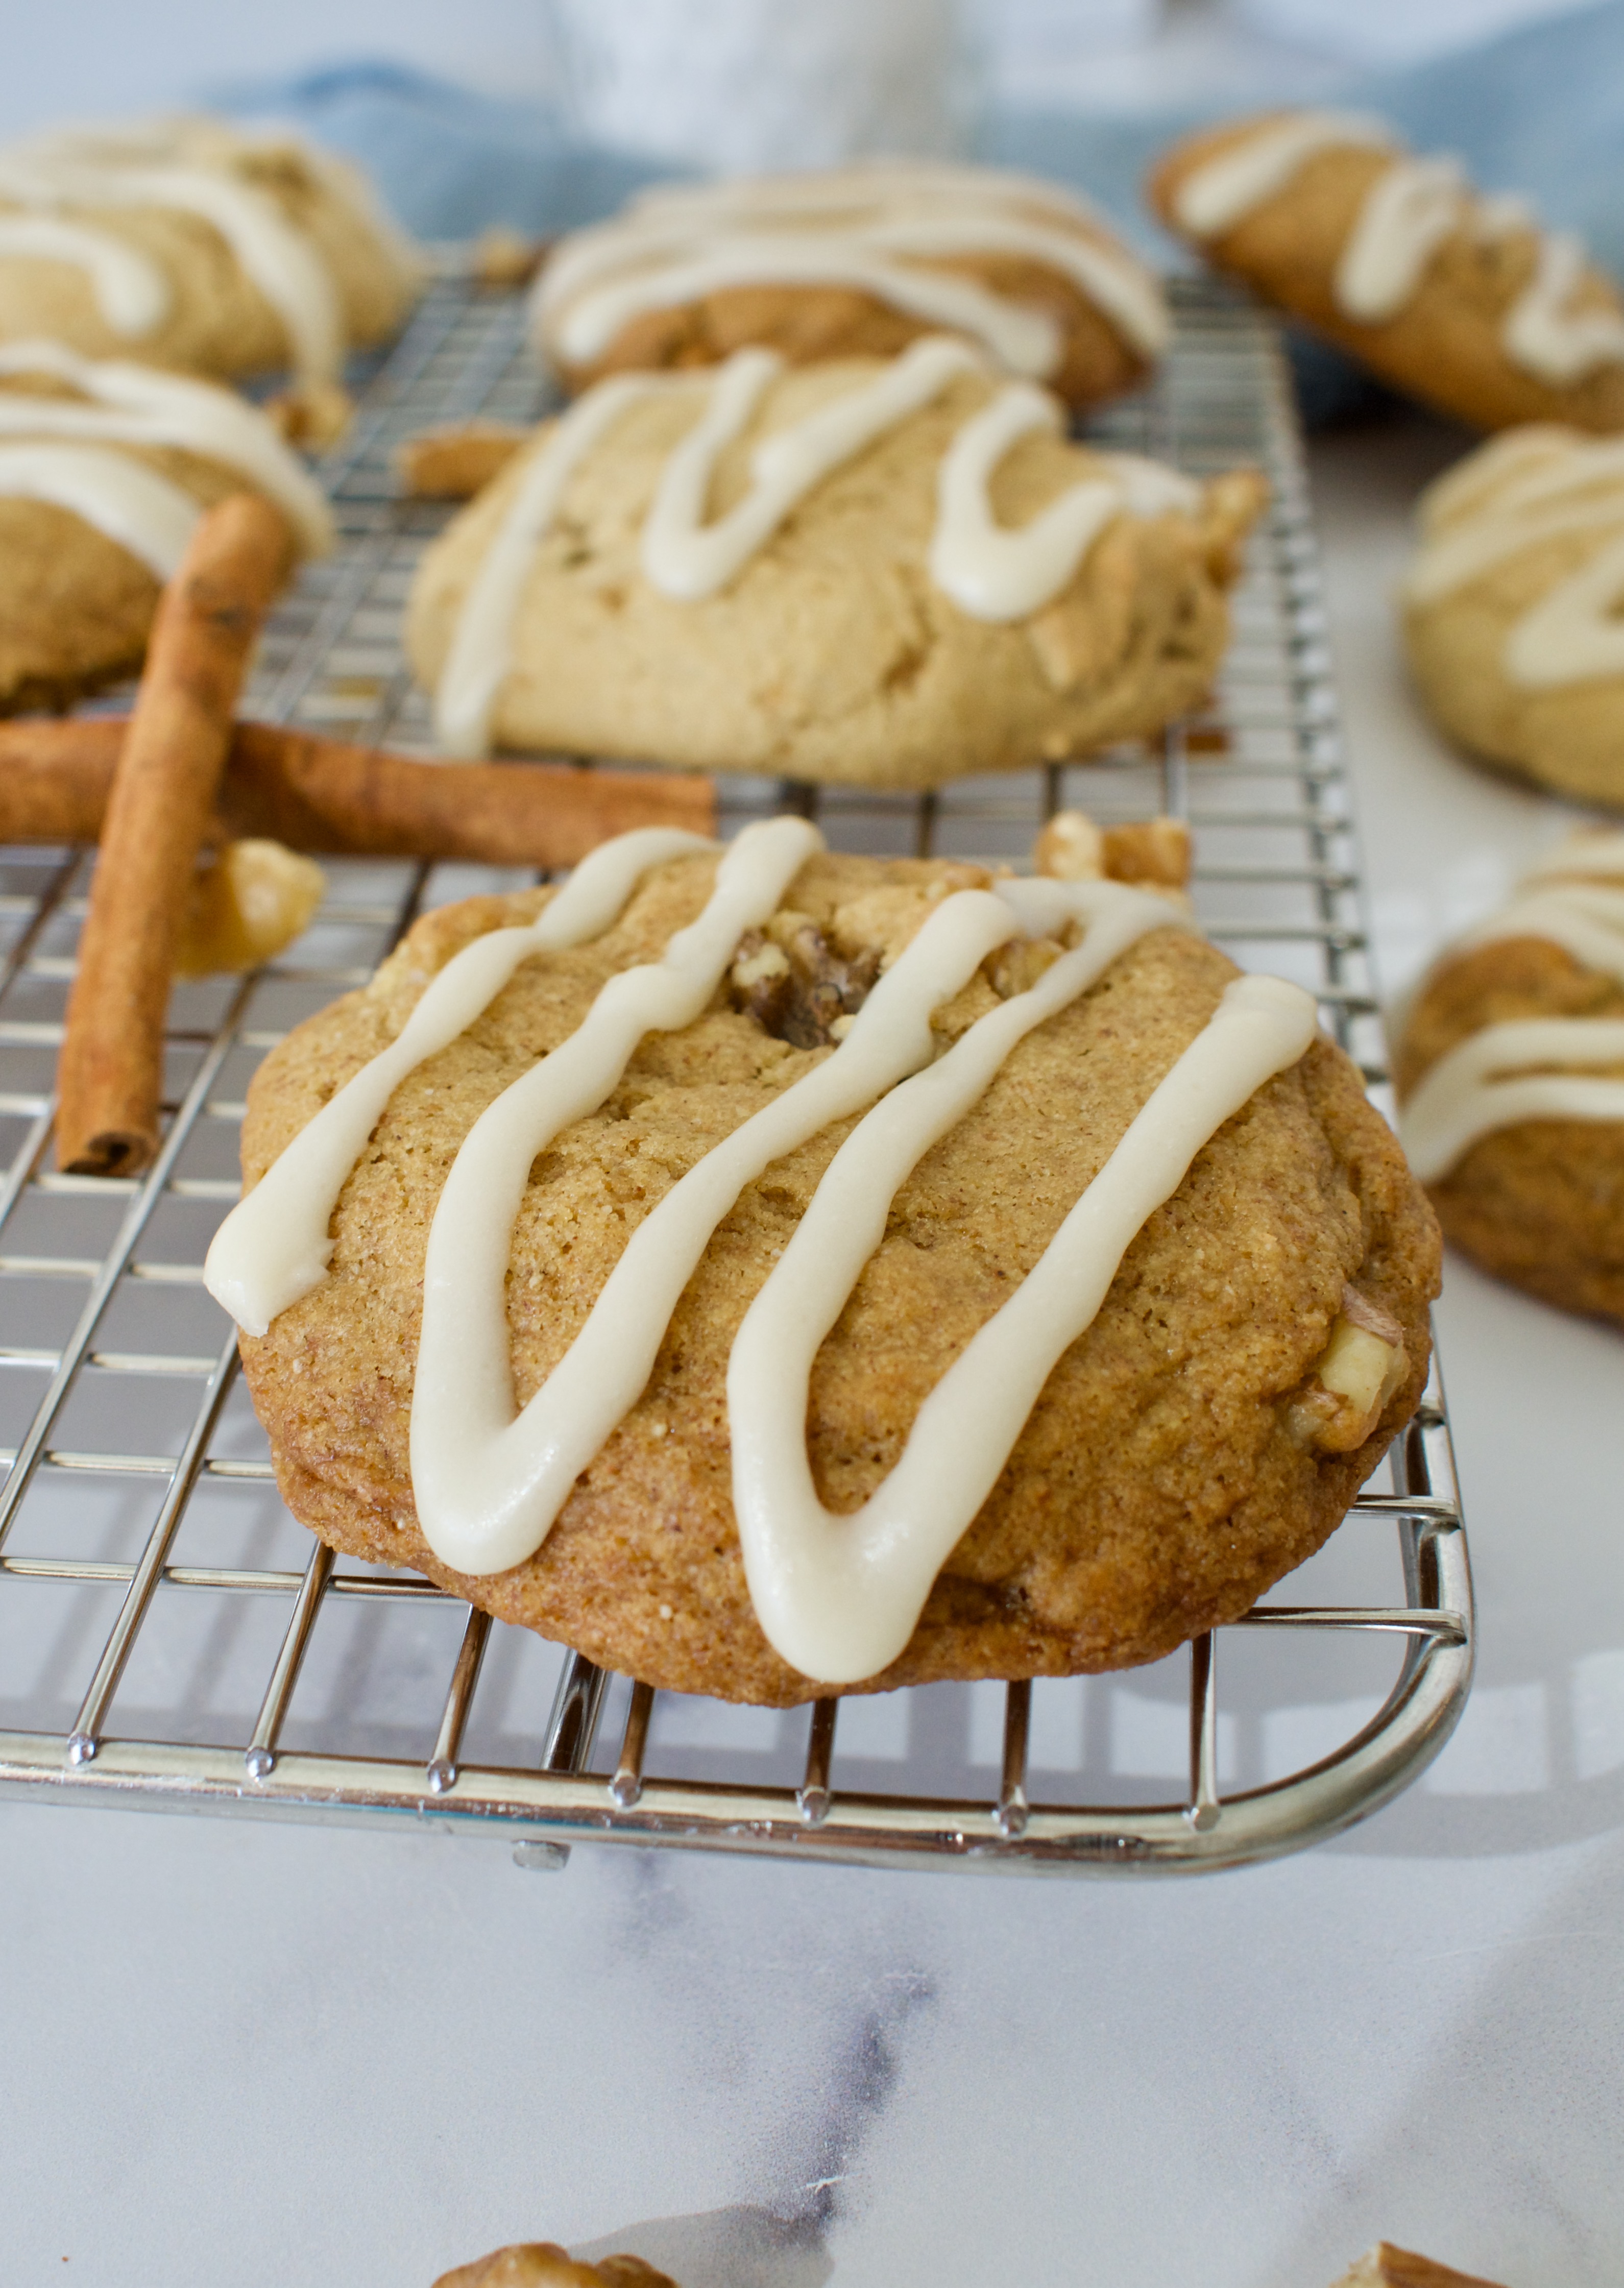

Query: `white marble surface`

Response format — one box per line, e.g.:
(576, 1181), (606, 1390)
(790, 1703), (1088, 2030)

(5, 412), (1624, 2288)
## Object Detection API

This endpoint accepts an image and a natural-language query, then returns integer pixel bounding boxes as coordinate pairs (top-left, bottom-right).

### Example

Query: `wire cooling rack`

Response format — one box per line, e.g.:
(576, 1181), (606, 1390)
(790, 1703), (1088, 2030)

(0, 272), (1471, 1875)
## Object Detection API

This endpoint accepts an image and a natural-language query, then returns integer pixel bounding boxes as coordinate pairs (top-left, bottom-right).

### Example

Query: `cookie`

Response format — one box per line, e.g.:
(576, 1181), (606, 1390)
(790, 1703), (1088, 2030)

(406, 342), (1264, 783)
(0, 116), (421, 393)
(1148, 111), (1624, 434)
(1401, 425), (1624, 806)
(208, 824), (1439, 1708)
(532, 162), (1169, 412)
(1395, 830), (1624, 1322)
(0, 339), (332, 713)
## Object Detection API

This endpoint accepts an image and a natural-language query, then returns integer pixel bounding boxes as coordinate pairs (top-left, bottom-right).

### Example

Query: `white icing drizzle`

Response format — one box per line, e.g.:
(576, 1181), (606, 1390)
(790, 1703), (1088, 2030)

(1400, 834), (1624, 1180)
(1524, 831), (1624, 884)
(1452, 881), (1624, 986)
(642, 336), (977, 601)
(209, 815), (1317, 1678)
(1502, 529), (1624, 687)
(409, 868), (1196, 1580)
(203, 825), (717, 1336)
(0, 440), (199, 576)
(1400, 1017), (1624, 1182)
(433, 370), (667, 758)
(0, 339), (332, 554)
(930, 382), (1198, 621)
(730, 970), (1316, 1682)
(1334, 157), (1465, 324)
(0, 138), (347, 384)
(1173, 110), (1624, 387)
(407, 815), (825, 1570)
(534, 161), (1169, 378)
(1170, 111), (1395, 238)
(436, 342), (1206, 756)
(557, 236), (1063, 380)
(1502, 231), (1624, 387)
(0, 213), (169, 334)
(1405, 427), (1624, 689)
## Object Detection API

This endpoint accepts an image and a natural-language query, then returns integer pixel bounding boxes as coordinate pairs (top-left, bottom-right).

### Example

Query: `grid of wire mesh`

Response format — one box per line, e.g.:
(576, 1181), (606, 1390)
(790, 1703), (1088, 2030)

(0, 272), (1470, 1873)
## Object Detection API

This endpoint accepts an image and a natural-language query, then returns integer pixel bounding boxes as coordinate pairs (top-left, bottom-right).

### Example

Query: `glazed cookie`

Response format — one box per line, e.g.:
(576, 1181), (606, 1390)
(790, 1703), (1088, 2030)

(1401, 425), (1624, 806)
(531, 162), (1169, 412)
(1396, 830), (1624, 1322)
(0, 339), (332, 713)
(207, 823), (1439, 1708)
(1148, 111), (1624, 434)
(407, 341), (1265, 784)
(0, 116), (421, 398)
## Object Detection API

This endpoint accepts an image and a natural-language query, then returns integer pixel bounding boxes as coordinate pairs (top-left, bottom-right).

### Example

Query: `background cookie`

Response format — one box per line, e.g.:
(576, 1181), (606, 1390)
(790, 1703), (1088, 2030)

(407, 347), (1264, 785)
(1396, 833), (1624, 1323)
(1148, 111), (1624, 435)
(0, 116), (421, 393)
(0, 339), (331, 713)
(1401, 425), (1624, 807)
(235, 845), (1438, 1708)
(532, 162), (1169, 412)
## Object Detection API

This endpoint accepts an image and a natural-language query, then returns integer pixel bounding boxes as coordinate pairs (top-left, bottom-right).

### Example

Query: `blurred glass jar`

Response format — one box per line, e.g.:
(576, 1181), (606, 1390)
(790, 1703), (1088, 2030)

(545, 0), (981, 173)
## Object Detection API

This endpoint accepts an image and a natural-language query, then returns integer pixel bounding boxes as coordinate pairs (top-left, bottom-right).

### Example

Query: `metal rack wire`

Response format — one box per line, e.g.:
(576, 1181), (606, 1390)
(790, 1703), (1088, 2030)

(0, 273), (1471, 1874)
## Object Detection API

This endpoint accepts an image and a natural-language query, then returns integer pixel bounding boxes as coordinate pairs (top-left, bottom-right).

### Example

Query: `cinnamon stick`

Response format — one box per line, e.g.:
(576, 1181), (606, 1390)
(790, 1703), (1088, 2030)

(54, 495), (291, 1176)
(0, 717), (716, 863)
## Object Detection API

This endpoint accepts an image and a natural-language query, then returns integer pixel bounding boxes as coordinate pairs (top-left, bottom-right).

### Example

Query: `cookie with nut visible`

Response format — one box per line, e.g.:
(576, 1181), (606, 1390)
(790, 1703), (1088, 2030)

(405, 347), (1265, 784)
(235, 843), (1439, 1706)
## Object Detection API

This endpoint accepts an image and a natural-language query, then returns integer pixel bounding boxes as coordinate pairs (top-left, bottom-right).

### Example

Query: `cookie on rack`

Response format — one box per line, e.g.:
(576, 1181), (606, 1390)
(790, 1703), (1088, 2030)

(1147, 111), (1624, 434)
(531, 162), (1170, 413)
(406, 340), (1265, 786)
(0, 116), (421, 409)
(210, 818), (1439, 1708)
(1395, 830), (1624, 1322)
(1401, 425), (1624, 807)
(0, 339), (332, 713)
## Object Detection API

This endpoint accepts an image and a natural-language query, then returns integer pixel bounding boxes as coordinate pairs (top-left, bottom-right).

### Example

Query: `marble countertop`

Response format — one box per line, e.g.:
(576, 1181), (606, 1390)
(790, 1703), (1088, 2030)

(4, 410), (1621, 2288)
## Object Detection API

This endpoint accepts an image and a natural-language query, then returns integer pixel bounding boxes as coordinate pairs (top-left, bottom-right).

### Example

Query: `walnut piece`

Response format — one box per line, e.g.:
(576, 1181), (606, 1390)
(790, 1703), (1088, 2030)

(729, 921), (880, 1049)
(265, 380), (353, 451)
(395, 421), (531, 499)
(473, 226), (551, 287)
(175, 840), (325, 979)
(1100, 816), (1192, 888)
(1286, 1286), (1408, 1454)
(1033, 808), (1192, 890)
(433, 2244), (676, 2288)
(1329, 2243), (1508, 2288)
(1033, 810), (1105, 881)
